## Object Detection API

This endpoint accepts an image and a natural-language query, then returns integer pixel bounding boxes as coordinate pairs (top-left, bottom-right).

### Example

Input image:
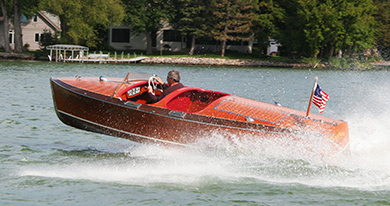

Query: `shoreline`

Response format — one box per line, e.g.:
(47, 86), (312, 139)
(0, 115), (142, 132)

(0, 52), (36, 60)
(1, 52), (387, 69)
(139, 57), (315, 68)
(0, 52), (314, 68)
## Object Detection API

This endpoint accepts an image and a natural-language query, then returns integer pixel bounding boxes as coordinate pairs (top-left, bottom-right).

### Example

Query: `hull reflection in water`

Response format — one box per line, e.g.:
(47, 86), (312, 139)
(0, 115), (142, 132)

(50, 73), (349, 157)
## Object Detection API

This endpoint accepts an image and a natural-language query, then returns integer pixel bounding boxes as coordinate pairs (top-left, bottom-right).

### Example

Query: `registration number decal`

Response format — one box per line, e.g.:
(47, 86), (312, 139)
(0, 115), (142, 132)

(127, 87), (141, 96)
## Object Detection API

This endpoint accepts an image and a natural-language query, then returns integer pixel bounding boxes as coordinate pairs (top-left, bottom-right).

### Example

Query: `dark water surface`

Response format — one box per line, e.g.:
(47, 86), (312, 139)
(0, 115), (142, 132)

(1, 60), (389, 205)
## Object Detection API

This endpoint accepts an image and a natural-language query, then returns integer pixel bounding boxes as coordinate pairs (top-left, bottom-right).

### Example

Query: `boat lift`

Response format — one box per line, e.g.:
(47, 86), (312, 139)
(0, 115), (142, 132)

(47, 44), (89, 62)
(46, 44), (147, 63)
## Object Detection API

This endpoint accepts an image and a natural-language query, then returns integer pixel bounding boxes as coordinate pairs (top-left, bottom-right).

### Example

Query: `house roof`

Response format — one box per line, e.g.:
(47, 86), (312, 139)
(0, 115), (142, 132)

(37, 11), (61, 32)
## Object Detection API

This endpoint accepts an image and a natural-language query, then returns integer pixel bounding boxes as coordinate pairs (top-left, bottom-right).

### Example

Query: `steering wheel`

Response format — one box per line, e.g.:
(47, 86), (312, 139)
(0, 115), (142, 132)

(148, 75), (163, 95)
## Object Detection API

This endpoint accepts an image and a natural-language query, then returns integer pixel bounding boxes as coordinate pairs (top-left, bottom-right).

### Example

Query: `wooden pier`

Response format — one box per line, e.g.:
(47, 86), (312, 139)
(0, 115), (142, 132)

(64, 56), (148, 64)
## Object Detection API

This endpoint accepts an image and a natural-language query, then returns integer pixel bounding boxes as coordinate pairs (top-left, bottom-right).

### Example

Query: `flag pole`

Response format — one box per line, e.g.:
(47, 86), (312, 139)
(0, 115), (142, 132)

(306, 77), (318, 117)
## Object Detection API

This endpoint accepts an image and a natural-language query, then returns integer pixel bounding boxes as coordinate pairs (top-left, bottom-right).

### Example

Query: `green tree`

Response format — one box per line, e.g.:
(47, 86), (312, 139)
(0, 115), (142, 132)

(252, 0), (284, 57)
(374, 0), (390, 47)
(122, 0), (172, 55)
(39, 29), (59, 50)
(171, 0), (215, 55)
(0, 0), (10, 52)
(272, 0), (306, 57)
(297, 0), (340, 57)
(40, 0), (125, 47)
(373, 0), (390, 59)
(276, 0), (376, 58)
(212, 0), (257, 57)
(13, 0), (22, 52)
(12, 0), (41, 52)
(341, 0), (376, 57)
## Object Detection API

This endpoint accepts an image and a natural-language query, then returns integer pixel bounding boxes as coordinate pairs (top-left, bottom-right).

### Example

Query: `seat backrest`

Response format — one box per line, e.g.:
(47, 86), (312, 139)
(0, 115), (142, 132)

(165, 91), (192, 112)
(166, 89), (228, 113)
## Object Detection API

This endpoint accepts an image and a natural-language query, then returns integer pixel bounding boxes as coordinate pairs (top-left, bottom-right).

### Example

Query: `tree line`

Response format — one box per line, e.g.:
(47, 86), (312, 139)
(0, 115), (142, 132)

(1, 0), (389, 59)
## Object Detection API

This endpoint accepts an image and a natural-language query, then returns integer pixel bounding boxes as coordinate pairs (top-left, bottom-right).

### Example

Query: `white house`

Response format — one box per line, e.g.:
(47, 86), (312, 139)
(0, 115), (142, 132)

(0, 11), (61, 51)
(108, 22), (254, 54)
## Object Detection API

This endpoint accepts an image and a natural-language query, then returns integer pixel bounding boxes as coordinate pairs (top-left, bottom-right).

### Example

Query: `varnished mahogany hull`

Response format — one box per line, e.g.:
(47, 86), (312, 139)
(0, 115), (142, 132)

(50, 77), (349, 156)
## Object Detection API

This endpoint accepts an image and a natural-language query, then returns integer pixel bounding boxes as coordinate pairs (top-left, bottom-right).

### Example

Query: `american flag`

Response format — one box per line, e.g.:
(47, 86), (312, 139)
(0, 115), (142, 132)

(313, 84), (329, 113)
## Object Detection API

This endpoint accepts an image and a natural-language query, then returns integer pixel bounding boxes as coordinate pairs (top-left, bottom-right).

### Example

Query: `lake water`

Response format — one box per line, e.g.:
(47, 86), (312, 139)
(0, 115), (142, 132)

(1, 60), (389, 205)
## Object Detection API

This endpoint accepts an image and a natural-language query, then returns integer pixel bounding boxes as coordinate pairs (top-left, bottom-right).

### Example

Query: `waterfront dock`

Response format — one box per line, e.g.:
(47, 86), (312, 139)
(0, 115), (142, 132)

(63, 56), (148, 64)
(46, 44), (147, 64)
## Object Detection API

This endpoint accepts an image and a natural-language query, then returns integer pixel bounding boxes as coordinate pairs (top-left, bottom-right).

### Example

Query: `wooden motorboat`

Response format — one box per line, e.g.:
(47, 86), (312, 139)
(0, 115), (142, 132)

(50, 73), (349, 156)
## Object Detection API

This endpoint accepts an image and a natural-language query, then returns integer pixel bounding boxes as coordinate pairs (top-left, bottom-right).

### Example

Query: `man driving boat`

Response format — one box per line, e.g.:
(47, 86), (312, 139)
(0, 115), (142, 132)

(147, 70), (184, 103)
